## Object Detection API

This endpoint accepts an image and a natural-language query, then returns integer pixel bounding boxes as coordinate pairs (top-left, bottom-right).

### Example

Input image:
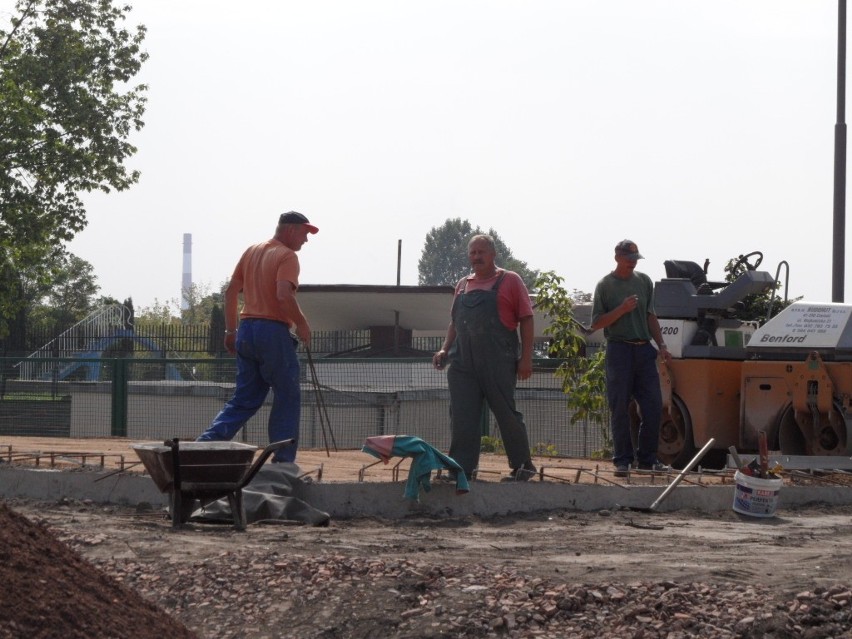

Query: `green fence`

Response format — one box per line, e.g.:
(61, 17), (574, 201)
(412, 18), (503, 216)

(0, 357), (607, 459)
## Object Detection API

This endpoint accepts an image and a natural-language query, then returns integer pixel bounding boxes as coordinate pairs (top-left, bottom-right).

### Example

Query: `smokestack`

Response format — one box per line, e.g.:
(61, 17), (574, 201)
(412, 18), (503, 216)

(181, 233), (192, 311)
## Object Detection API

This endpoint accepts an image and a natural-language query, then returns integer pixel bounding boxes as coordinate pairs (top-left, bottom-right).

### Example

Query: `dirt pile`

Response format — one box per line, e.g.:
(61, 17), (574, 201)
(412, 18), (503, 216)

(0, 502), (196, 639)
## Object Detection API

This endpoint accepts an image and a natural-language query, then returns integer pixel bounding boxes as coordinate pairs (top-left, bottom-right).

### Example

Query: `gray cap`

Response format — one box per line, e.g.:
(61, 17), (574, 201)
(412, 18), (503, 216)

(615, 239), (643, 260)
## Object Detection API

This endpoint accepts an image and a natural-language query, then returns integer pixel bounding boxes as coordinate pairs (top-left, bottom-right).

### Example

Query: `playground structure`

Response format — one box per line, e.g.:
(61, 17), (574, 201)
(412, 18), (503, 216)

(16, 304), (185, 382)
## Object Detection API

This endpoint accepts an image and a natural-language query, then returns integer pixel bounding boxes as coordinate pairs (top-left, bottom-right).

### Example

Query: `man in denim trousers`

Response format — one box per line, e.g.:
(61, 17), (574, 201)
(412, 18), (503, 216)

(590, 240), (672, 477)
(196, 211), (318, 463)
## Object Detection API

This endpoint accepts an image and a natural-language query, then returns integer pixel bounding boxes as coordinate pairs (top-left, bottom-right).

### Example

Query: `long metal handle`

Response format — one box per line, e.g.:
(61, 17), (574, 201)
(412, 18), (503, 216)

(239, 439), (295, 488)
(728, 445), (744, 470)
(168, 438), (182, 528)
(649, 438), (716, 511)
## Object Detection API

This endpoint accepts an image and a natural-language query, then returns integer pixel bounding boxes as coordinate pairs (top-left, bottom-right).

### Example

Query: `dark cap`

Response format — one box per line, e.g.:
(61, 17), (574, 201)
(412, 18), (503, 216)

(278, 211), (318, 234)
(615, 239), (643, 260)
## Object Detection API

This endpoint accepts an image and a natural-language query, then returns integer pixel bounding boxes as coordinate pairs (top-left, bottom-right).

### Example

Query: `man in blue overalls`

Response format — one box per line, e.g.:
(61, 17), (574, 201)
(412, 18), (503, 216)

(433, 234), (536, 481)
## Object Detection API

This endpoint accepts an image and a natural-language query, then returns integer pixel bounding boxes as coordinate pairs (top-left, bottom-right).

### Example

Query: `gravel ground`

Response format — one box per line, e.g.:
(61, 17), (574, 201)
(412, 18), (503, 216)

(5, 497), (852, 639)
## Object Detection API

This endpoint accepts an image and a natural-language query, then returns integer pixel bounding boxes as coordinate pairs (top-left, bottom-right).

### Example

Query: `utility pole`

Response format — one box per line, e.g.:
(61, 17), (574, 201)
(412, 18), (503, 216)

(833, 0), (847, 302)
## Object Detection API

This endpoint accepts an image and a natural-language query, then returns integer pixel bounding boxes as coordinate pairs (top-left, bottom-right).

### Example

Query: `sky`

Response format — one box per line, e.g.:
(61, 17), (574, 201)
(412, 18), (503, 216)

(4, 1), (847, 309)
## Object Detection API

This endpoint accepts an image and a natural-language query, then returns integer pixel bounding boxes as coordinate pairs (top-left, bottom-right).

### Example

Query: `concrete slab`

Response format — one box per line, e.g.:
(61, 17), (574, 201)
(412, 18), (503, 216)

(3, 466), (851, 519)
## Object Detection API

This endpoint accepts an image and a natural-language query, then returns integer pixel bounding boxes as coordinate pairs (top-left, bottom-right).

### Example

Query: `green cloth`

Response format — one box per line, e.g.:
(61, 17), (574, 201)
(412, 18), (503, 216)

(362, 435), (470, 500)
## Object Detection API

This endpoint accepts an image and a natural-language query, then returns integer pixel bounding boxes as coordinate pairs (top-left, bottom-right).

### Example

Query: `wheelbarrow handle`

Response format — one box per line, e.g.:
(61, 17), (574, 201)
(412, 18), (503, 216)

(240, 439), (295, 488)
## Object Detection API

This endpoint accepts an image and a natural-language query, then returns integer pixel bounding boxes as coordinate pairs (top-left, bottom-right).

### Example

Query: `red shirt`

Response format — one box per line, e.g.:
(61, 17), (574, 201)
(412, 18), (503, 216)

(453, 269), (533, 331)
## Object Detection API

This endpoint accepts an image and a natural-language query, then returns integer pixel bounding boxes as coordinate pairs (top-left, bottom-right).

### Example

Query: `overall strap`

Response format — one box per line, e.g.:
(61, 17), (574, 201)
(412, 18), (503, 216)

(459, 269), (506, 294)
(490, 270), (507, 291)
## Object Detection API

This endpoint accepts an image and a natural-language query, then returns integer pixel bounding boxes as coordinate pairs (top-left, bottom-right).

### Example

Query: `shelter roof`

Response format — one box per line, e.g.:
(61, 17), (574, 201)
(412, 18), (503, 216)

(297, 285), (454, 332)
(297, 284), (565, 335)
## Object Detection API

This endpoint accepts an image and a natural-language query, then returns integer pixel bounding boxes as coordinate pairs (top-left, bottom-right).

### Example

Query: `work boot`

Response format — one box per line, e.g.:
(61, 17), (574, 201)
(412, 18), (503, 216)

(614, 464), (630, 478)
(502, 460), (537, 482)
(638, 461), (671, 472)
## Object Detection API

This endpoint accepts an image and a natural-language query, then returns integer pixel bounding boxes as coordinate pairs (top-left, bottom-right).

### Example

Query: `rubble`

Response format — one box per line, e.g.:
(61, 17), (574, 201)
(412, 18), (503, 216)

(5, 498), (852, 638)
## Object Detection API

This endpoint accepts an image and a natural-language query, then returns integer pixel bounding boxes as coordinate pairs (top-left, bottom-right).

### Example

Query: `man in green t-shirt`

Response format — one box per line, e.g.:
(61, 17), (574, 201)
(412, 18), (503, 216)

(590, 240), (672, 477)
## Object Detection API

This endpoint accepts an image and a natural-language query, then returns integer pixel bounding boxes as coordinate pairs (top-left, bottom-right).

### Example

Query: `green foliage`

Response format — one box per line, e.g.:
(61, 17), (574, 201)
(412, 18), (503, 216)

(180, 282), (222, 324)
(479, 435), (505, 454)
(136, 282), (224, 327)
(531, 442), (559, 457)
(28, 253), (100, 329)
(481, 436), (560, 458)
(207, 303), (226, 355)
(590, 443), (612, 461)
(417, 218), (539, 287)
(136, 299), (181, 325)
(0, 0), (148, 335)
(0, 392), (67, 401)
(534, 271), (586, 360)
(723, 254), (798, 323)
(571, 350), (611, 458)
(534, 271), (611, 457)
(14, 253), (112, 353)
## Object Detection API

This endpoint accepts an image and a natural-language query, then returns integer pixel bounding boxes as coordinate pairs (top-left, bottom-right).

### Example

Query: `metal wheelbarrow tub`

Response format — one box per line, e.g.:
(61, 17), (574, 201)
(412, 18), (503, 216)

(131, 439), (294, 530)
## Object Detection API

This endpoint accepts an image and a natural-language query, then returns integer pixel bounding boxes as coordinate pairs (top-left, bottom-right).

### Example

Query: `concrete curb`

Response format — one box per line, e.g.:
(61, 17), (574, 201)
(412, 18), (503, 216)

(297, 480), (852, 518)
(2, 467), (851, 519)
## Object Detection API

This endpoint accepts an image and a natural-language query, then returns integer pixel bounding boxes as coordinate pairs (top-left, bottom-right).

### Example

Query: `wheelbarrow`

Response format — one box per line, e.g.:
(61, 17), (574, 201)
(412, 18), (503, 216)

(130, 439), (294, 530)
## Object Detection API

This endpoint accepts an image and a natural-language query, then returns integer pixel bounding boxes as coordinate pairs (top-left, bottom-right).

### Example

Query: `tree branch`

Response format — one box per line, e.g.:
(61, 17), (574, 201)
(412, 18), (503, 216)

(0, 0), (39, 60)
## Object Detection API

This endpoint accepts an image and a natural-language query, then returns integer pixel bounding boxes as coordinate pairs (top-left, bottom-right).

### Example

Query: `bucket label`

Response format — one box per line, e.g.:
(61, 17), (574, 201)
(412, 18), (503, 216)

(740, 484), (778, 498)
(733, 480), (781, 517)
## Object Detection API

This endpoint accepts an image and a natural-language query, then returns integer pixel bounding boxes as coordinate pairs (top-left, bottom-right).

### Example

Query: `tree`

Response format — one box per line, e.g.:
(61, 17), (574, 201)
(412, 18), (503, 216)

(136, 282), (225, 326)
(136, 298), (181, 326)
(0, 0), (148, 336)
(722, 252), (797, 323)
(418, 218), (540, 287)
(27, 252), (100, 330)
(534, 271), (610, 458)
(207, 303), (226, 356)
(180, 281), (224, 325)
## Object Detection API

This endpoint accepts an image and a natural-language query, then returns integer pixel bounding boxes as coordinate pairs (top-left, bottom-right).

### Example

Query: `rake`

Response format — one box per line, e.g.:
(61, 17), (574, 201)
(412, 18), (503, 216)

(305, 346), (337, 456)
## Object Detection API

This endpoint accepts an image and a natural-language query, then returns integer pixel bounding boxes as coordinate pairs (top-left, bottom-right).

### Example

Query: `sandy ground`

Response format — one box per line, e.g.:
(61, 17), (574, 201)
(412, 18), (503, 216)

(0, 435), (731, 487)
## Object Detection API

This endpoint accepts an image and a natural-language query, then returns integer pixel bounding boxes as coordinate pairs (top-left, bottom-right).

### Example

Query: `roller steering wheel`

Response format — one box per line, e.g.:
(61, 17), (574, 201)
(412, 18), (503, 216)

(732, 251), (763, 274)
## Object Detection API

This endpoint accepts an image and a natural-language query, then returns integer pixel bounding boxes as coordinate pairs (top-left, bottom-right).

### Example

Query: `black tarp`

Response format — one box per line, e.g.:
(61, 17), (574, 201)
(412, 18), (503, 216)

(189, 463), (330, 527)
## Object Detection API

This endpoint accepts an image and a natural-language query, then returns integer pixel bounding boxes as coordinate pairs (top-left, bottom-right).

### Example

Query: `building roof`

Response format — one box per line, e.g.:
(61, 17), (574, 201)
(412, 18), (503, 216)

(297, 285), (454, 332)
(298, 284), (567, 335)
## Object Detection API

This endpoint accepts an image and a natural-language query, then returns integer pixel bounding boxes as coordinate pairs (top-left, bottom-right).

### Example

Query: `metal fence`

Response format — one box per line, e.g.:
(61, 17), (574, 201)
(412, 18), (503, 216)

(1, 324), (444, 359)
(0, 356), (608, 459)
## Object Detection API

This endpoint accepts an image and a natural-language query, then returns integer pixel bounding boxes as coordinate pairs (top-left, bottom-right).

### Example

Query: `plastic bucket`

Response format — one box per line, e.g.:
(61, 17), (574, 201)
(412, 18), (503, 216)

(732, 470), (782, 518)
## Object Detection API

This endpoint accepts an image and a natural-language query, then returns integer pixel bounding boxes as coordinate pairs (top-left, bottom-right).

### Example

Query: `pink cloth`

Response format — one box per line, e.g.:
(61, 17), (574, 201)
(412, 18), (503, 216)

(363, 435), (396, 462)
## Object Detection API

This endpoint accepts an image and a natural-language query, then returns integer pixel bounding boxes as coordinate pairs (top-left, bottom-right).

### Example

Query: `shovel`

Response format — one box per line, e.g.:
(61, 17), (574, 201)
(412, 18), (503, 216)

(647, 438), (716, 511)
(621, 438), (716, 513)
(758, 430), (769, 478)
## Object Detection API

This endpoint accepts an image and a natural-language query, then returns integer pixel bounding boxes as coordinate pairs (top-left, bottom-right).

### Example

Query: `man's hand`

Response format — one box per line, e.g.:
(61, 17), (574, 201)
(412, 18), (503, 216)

(620, 294), (639, 314)
(293, 321), (311, 349)
(517, 357), (533, 381)
(432, 350), (448, 370)
(578, 323), (594, 336)
(224, 333), (237, 355)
